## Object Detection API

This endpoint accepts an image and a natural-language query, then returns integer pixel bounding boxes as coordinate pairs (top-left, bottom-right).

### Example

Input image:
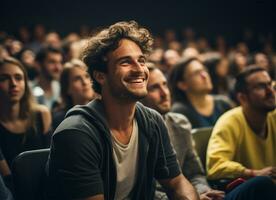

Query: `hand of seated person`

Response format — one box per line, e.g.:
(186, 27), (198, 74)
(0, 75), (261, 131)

(200, 189), (225, 200)
(253, 166), (276, 178)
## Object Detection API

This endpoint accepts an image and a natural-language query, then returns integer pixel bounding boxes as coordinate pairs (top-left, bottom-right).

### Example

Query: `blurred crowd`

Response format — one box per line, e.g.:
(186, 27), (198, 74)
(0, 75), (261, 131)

(0, 23), (275, 199)
(1, 24), (275, 102)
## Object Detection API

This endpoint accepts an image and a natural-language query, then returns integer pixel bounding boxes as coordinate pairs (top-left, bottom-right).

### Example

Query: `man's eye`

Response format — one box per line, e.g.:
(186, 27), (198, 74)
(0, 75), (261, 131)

(73, 77), (82, 82)
(139, 58), (146, 64)
(120, 60), (130, 65)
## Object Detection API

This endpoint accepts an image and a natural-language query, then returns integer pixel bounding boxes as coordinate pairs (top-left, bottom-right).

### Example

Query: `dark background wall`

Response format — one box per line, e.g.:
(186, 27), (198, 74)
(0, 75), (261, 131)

(1, 0), (275, 38)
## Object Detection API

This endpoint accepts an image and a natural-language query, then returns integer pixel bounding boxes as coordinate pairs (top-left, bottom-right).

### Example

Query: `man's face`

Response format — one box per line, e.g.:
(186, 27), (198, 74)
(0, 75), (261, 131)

(103, 39), (149, 102)
(255, 53), (269, 70)
(41, 52), (63, 80)
(142, 68), (171, 115)
(182, 60), (213, 94)
(244, 71), (276, 112)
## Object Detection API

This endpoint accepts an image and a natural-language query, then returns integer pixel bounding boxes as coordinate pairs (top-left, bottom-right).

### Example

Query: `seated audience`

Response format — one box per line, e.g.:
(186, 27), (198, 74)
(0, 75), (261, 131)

(142, 64), (276, 200)
(0, 57), (51, 190)
(207, 66), (276, 183)
(161, 49), (181, 77)
(141, 64), (224, 200)
(52, 59), (97, 130)
(169, 57), (234, 128)
(30, 46), (63, 109)
(203, 53), (235, 96)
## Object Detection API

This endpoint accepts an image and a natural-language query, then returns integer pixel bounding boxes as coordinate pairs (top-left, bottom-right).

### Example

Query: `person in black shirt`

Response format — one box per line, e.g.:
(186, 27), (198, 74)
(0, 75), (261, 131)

(0, 57), (51, 191)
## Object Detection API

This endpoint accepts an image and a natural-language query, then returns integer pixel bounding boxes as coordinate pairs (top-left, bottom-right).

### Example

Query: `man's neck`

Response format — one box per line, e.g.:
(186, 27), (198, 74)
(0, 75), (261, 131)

(187, 93), (210, 106)
(187, 92), (213, 115)
(104, 97), (136, 130)
(102, 96), (136, 145)
(242, 107), (268, 138)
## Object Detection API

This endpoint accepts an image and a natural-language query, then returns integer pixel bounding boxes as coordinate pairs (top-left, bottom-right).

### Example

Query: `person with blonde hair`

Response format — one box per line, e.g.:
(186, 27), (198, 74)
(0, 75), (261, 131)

(52, 59), (97, 130)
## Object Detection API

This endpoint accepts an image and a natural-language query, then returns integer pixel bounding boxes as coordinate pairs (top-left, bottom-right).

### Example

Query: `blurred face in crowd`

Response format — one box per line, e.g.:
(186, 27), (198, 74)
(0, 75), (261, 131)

(234, 52), (247, 72)
(0, 46), (9, 59)
(0, 63), (25, 104)
(182, 47), (199, 58)
(41, 52), (63, 81)
(244, 71), (275, 112)
(255, 53), (269, 71)
(21, 50), (35, 66)
(142, 68), (171, 115)
(216, 58), (229, 78)
(34, 24), (46, 41)
(67, 67), (95, 105)
(180, 60), (213, 95)
(45, 32), (61, 48)
(163, 49), (180, 69)
(99, 39), (149, 102)
(10, 40), (23, 55)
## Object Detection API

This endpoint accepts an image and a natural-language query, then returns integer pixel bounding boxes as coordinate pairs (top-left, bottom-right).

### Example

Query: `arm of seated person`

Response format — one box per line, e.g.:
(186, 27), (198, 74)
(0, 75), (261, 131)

(0, 159), (10, 177)
(199, 189), (225, 200)
(158, 174), (199, 200)
(244, 166), (276, 179)
(36, 104), (52, 134)
(36, 104), (52, 147)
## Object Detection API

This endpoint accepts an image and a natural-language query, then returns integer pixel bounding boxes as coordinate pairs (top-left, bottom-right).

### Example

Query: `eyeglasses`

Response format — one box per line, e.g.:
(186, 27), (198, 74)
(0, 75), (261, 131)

(250, 81), (276, 91)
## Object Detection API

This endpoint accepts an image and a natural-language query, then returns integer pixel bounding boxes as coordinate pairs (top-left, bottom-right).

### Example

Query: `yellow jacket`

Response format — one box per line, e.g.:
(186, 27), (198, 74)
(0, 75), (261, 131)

(207, 107), (276, 179)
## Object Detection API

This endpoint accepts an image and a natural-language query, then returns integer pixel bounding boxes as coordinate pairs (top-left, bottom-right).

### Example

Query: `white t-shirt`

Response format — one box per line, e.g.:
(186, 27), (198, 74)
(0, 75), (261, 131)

(111, 119), (139, 200)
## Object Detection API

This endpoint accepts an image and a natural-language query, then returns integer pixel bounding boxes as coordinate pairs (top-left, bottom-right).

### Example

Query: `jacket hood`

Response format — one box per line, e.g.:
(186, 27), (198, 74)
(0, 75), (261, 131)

(65, 99), (109, 132)
(65, 99), (156, 139)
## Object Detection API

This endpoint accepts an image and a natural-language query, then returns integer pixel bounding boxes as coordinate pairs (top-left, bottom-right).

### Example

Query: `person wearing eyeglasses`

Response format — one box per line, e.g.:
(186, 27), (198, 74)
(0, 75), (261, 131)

(207, 66), (276, 199)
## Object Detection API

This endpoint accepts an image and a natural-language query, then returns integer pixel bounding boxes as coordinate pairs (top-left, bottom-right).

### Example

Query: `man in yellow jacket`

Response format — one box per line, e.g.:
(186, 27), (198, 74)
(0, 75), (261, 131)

(207, 66), (276, 182)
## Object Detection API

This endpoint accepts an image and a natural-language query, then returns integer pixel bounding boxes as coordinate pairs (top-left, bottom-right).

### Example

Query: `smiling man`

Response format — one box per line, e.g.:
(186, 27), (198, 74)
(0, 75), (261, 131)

(45, 21), (198, 200)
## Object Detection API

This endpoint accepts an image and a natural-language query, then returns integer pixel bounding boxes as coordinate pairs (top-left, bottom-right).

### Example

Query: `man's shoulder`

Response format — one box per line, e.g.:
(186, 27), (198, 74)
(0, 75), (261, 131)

(53, 112), (99, 137)
(213, 107), (244, 132)
(217, 107), (243, 121)
(268, 109), (276, 119)
(171, 101), (190, 113)
(164, 112), (192, 136)
(165, 112), (191, 127)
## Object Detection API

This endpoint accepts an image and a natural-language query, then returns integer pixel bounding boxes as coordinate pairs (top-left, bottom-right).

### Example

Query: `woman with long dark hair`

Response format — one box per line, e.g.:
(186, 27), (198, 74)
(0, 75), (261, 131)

(0, 57), (51, 189)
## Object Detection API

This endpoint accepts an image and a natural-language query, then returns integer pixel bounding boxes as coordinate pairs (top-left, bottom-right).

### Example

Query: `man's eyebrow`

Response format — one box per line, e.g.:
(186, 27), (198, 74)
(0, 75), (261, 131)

(254, 80), (272, 84)
(116, 55), (146, 62)
(116, 56), (131, 62)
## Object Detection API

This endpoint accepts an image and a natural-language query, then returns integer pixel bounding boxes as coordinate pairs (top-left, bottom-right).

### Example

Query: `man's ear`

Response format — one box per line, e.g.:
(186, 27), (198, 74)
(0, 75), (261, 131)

(237, 92), (248, 105)
(177, 81), (187, 91)
(93, 71), (106, 85)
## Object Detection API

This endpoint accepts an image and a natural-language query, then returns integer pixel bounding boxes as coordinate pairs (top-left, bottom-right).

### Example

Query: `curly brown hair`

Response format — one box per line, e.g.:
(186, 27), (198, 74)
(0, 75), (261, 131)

(81, 20), (153, 94)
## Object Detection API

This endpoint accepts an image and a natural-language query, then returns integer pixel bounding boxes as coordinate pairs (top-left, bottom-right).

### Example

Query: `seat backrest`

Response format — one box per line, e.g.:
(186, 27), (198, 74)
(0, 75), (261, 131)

(11, 148), (50, 200)
(191, 127), (213, 170)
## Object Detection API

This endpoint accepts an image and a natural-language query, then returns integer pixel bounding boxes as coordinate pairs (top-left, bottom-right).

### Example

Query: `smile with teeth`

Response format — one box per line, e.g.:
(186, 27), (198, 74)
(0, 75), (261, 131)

(128, 78), (145, 83)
